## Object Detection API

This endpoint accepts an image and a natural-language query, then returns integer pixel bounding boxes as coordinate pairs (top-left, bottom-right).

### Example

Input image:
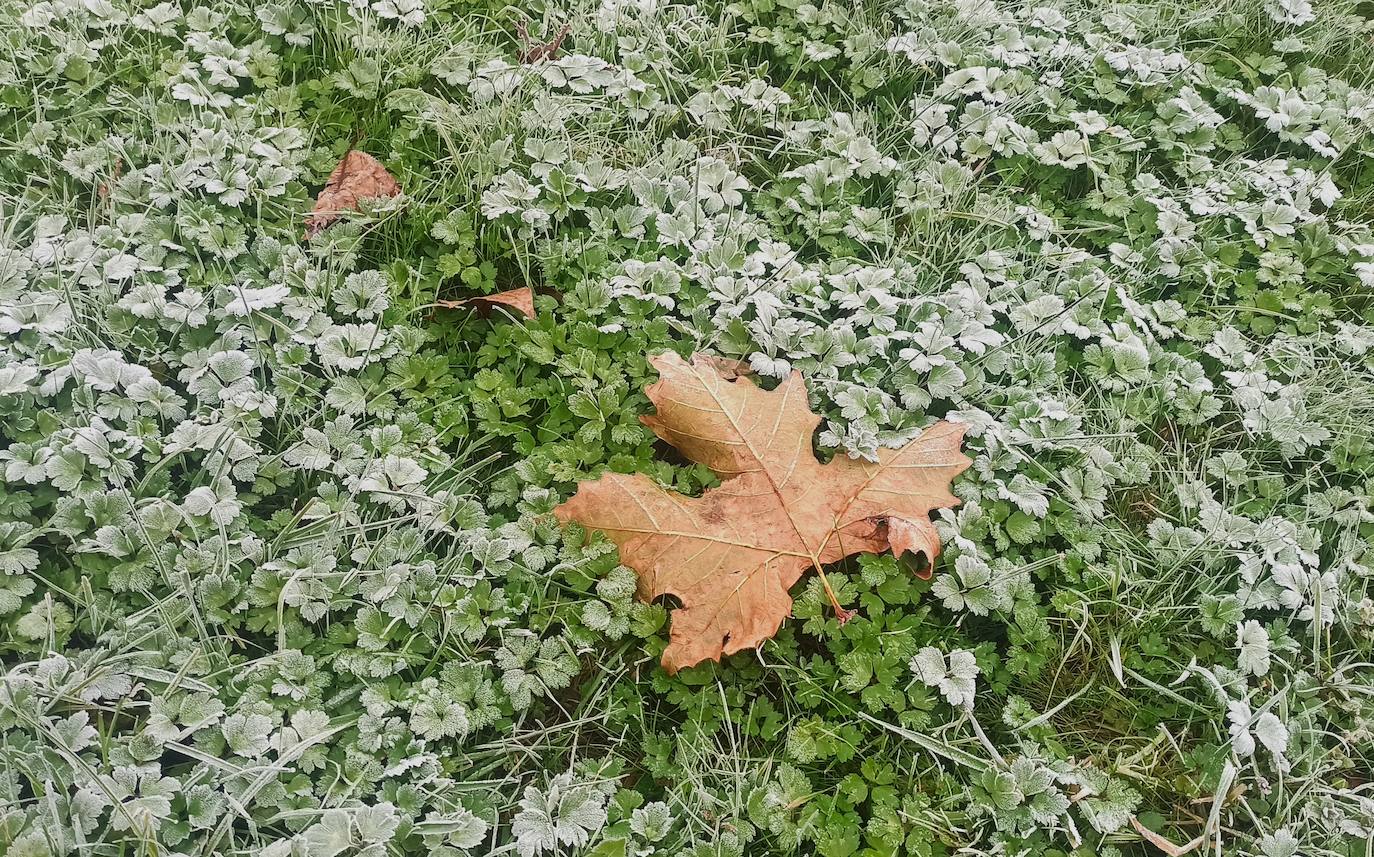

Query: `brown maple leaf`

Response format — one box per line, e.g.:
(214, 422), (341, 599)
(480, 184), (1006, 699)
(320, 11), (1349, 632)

(435, 286), (536, 319)
(555, 352), (972, 673)
(305, 150), (401, 238)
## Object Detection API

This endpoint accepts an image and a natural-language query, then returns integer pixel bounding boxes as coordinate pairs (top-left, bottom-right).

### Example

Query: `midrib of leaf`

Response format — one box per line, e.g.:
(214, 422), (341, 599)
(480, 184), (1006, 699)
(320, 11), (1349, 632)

(688, 370), (860, 619)
(598, 477), (810, 557)
(699, 371), (818, 564)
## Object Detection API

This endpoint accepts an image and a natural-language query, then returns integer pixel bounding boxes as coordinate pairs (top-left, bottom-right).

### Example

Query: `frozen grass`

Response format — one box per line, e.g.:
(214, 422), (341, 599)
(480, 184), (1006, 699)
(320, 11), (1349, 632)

(2, 0), (1374, 855)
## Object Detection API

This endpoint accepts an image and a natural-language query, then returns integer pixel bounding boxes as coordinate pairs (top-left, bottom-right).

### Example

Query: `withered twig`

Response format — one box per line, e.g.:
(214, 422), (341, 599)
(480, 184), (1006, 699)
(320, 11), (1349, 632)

(1130, 817), (1207, 857)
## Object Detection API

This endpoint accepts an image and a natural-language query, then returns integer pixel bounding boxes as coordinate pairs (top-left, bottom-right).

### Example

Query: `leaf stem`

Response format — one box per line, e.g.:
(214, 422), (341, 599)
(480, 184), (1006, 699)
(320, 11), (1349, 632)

(812, 563), (855, 623)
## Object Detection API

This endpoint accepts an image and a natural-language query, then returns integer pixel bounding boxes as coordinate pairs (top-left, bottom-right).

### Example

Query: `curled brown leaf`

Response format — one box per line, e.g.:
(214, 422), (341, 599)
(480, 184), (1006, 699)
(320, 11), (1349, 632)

(436, 286), (536, 319)
(305, 150), (401, 238)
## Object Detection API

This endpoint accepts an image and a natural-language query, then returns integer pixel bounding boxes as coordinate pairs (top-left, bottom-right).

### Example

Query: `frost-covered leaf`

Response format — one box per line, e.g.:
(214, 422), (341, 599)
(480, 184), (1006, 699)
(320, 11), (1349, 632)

(910, 646), (979, 708)
(1236, 620), (1271, 676)
(512, 771), (610, 857)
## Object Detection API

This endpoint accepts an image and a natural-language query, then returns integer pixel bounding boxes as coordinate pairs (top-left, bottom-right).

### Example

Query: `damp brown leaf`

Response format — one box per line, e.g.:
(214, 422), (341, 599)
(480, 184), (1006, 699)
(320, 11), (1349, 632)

(555, 352), (971, 673)
(305, 150), (401, 238)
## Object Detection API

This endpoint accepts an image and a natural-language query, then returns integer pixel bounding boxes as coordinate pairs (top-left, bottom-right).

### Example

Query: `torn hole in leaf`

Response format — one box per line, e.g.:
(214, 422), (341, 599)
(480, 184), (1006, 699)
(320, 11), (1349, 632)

(652, 592), (684, 611)
(650, 437), (694, 469)
(899, 549), (933, 580)
(860, 517), (934, 578)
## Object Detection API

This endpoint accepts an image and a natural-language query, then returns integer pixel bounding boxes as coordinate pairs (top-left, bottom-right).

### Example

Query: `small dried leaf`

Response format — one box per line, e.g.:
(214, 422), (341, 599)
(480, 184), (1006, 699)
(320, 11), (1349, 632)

(556, 352), (971, 673)
(97, 158), (124, 201)
(436, 287), (536, 319)
(517, 21), (571, 63)
(306, 150), (401, 238)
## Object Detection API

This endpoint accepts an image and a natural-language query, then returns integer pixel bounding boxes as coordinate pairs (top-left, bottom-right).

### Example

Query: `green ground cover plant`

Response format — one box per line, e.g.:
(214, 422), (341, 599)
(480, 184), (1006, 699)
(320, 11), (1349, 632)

(1, 0), (1373, 854)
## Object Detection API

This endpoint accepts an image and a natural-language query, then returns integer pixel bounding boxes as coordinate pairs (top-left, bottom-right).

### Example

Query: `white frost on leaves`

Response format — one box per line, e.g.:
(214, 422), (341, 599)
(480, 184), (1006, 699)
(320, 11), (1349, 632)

(910, 646), (980, 708)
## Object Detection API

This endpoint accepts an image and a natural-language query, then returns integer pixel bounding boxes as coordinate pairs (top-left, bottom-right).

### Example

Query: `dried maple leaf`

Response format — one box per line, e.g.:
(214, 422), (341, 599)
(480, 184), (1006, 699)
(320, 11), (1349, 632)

(435, 287), (536, 319)
(305, 150), (401, 238)
(555, 352), (972, 673)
